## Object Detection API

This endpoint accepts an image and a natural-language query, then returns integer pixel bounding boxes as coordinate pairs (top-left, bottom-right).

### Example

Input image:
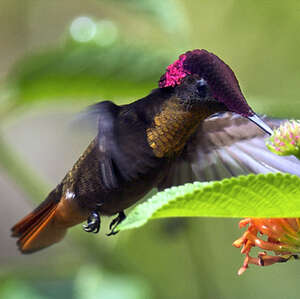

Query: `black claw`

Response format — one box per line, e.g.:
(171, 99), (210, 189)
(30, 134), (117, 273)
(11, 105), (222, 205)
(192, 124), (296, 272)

(106, 211), (126, 236)
(83, 211), (100, 234)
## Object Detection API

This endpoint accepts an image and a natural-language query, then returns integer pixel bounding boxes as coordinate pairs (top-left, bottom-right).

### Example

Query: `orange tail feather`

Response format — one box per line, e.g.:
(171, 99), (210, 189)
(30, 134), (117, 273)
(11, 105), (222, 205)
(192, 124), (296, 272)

(11, 198), (66, 254)
(12, 186), (89, 254)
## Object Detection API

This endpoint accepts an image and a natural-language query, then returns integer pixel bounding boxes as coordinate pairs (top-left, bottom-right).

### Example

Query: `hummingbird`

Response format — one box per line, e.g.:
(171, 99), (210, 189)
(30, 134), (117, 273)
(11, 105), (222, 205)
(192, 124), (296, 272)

(11, 49), (300, 253)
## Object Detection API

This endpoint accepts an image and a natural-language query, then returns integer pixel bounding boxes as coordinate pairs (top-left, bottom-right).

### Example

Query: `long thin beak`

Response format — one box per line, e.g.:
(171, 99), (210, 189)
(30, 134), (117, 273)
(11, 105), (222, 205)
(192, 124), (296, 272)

(247, 114), (273, 135)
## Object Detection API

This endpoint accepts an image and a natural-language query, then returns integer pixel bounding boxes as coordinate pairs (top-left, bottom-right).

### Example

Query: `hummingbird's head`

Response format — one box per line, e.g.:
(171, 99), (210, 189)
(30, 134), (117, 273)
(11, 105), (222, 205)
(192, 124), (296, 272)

(159, 49), (273, 135)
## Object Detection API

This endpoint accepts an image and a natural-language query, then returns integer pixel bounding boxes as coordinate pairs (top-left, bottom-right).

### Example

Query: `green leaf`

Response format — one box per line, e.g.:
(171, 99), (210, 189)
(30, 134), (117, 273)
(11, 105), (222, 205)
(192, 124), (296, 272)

(6, 42), (172, 107)
(118, 173), (300, 231)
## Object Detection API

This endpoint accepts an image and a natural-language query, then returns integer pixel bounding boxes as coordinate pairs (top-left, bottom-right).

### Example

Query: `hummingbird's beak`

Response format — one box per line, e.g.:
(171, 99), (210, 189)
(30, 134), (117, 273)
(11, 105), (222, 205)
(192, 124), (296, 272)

(247, 114), (273, 135)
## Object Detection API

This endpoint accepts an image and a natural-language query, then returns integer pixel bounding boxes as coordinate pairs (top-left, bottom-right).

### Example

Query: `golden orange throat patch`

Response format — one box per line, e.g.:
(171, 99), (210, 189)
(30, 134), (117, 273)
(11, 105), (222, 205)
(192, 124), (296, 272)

(146, 98), (211, 158)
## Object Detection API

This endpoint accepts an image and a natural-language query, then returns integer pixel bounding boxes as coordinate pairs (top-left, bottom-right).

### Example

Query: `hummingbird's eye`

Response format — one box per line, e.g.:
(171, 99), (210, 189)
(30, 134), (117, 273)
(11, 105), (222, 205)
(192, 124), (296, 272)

(196, 79), (209, 99)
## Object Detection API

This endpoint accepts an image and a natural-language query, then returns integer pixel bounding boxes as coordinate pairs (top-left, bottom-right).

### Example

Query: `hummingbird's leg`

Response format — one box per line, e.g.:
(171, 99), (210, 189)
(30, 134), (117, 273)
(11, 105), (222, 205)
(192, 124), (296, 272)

(106, 211), (126, 236)
(83, 211), (101, 234)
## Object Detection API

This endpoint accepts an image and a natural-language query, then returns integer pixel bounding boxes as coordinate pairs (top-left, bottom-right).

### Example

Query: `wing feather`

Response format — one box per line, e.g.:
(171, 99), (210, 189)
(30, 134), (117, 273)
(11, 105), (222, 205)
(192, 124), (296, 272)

(90, 101), (159, 190)
(158, 112), (300, 190)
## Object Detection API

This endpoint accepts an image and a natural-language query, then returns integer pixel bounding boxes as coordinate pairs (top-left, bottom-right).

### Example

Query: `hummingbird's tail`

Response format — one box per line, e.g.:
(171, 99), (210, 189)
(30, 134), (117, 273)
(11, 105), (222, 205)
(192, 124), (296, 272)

(11, 186), (66, 254)
(11, 186), (88, 254)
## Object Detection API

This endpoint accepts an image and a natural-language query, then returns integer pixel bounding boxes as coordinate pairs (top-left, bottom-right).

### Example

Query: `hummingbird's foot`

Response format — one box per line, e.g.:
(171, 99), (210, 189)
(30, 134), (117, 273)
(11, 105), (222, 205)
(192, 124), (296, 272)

(106, 211), (126, 236)
(83, 211), (101, 233)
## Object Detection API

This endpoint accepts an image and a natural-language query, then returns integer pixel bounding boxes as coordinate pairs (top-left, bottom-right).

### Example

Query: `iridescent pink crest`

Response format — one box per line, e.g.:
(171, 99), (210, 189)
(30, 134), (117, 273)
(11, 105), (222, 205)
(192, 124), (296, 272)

(159, 49), (254, 117)
(158, 54), (191, 88)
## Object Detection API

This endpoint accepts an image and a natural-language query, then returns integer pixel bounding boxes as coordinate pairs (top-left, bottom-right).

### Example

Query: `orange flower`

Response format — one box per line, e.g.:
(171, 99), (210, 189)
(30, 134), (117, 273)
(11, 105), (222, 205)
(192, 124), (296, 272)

(233, 120), (300, 275)
(233, 218), (300, 275)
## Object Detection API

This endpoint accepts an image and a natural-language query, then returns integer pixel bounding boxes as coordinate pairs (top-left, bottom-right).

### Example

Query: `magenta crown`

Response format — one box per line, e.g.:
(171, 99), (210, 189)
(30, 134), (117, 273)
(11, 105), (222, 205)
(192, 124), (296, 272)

(159, 49), (253, 117)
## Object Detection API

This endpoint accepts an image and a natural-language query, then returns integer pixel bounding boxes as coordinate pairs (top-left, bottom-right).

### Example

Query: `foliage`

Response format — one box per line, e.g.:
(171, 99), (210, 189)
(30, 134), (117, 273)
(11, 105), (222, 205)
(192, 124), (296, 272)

(119, 173), (300, 231)
(4, 41), (171, 111)
(106, 0), (189, 34)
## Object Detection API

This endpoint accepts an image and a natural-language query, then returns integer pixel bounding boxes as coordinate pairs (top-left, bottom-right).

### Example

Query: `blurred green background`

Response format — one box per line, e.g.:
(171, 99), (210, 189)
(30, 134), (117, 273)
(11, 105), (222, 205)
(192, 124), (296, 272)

(1, 1), (300, 298)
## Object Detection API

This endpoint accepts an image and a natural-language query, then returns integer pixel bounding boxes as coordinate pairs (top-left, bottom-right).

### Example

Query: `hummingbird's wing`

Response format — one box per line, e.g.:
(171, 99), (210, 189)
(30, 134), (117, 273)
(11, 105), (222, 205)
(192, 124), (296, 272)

(158, 112), (300, 189)
(93, 101), (159, 190)
(93, 101), (120, 189)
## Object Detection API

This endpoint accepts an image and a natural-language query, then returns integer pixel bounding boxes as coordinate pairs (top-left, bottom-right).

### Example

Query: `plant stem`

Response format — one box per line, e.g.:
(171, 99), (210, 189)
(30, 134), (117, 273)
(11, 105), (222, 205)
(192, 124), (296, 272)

(183, 219), (221, 298)
(0, 132), (49, 204)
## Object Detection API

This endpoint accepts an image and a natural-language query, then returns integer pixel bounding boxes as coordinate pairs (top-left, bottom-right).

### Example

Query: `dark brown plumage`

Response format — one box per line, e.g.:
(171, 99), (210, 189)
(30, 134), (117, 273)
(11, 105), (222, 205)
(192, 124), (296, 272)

(11, 49), (300, 253)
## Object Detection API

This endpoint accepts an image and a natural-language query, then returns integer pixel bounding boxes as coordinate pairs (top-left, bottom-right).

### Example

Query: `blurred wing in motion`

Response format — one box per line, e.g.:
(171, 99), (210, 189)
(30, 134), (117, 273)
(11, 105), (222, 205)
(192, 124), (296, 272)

(89, 101), (159, 190)
(158, 112), (300, 189)
(94, 101), (121, 190)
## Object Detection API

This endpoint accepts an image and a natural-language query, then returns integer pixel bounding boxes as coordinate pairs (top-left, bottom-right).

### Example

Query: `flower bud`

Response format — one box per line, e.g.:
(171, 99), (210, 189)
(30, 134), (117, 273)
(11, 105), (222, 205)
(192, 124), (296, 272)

(267, 120), (300, 158)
